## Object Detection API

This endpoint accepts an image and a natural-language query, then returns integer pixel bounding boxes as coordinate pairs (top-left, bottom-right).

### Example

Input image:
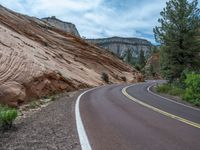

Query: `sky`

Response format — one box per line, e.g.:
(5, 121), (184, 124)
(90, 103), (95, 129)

(0, 0), (199, 43)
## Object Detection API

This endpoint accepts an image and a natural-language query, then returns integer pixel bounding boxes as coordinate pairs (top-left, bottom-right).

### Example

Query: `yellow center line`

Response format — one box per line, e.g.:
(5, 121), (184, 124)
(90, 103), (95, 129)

(122, 86), (200, 129)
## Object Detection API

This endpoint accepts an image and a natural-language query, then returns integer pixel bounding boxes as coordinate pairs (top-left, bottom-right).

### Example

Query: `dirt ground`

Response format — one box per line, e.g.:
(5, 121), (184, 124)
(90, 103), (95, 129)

(0, 91), (82, 150)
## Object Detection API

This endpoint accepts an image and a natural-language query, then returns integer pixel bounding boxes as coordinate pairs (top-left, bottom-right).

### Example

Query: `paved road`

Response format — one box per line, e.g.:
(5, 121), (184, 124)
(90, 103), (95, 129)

(78, 81), (200, 150)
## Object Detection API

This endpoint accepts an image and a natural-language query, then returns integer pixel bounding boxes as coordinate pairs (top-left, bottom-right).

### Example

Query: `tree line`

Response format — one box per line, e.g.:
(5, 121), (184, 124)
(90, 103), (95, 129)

(154, 0), (200, 83)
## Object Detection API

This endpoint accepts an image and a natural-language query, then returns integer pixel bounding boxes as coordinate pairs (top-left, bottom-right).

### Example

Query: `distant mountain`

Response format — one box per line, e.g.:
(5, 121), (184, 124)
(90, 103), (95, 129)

(42, 16), (80, 37)
(87, 37), (153, 59)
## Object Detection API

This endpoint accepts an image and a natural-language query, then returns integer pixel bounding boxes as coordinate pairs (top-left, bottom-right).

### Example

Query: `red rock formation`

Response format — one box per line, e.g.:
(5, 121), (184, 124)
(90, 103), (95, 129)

(0, 5), (140, 106)
(145, 53), (161, 79)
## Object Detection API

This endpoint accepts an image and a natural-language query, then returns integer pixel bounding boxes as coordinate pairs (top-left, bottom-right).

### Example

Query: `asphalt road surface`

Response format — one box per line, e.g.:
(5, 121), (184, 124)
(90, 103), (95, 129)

(78, 81), (200, 150)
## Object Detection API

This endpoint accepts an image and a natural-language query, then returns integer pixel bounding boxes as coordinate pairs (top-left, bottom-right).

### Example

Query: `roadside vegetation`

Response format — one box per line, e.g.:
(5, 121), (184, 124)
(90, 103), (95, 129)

(156, 84), (184, 97)
(183, 73), (200, 106)
(0, 105), (18, 131)
(0, 94), (57, 131)
(156, 72), (200, 106)
(154, 0), (200, 106)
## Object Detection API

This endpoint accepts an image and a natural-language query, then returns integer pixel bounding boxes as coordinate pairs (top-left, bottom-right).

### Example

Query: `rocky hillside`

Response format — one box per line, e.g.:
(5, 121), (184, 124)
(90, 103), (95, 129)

(145, 53), (161, 79)
(0, 5), (140, 106)
(42, 16), (80, 37)
(87, 37), (152, 58)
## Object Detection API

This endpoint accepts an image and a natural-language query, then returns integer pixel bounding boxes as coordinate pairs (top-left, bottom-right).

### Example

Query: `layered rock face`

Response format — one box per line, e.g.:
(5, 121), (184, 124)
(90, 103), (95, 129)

(42, 16), (80, 37)
(0, 5), (140, 106)
(87, 37), (152, 58)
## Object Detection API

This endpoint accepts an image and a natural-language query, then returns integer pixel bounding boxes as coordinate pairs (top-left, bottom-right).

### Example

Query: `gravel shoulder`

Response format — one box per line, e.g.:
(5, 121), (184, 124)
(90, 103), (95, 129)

(0, 91), (82, 150)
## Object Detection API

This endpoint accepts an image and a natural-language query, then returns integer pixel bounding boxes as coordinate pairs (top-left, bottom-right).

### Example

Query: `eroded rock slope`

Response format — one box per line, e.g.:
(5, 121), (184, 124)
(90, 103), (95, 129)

(0, 5), (140, 106)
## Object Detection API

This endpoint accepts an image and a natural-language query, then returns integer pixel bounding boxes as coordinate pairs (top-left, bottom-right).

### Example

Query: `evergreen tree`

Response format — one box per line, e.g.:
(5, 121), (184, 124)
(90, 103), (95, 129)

(150, 64), (156, 77)
(152, 46), (160, 54)
(124, 49), (133, 64)
(139, 49), (146, 68)
(153, 0), (200, 82)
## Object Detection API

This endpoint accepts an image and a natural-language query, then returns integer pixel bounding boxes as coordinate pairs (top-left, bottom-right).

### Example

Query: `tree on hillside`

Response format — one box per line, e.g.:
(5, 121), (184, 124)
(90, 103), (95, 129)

(138, 49), (146, 68)
(150, 64), (156, 77)
(151, 46), (160, 54)
(124, 49), (133, 64)
(153, 0), (200, 82)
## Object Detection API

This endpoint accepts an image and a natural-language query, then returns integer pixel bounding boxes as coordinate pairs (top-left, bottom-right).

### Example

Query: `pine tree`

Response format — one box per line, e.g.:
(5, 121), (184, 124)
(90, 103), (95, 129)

(153, 0), (200, 82)
(124, 49), (133, 64)
(150, 64), (156, 77)
(139, 49), (146, 68)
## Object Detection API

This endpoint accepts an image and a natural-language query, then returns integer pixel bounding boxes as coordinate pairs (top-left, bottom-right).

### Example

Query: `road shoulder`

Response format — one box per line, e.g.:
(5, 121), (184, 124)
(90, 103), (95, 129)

(0, 91), (82, 150)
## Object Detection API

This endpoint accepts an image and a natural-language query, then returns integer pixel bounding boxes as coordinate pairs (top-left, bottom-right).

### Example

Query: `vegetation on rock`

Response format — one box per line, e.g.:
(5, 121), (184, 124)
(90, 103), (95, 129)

(101, 72), (109, 83)
(123, 48), (147, 75)
(121, 76), (127, 82)
(138, 49), (146, 69)
(123, 49), (133, 64)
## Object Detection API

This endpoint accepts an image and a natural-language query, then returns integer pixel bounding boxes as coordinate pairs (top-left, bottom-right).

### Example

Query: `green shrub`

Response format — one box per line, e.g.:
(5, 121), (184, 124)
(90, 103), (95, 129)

(156, 84), (184, 97)
(156, 73), (200, 107)
(0, 105), (18, 130)
(101, 72), (109, 83)
(121, 76), (127, 82)
(183, 73), (200, 106)
(168, 86), (184, 96)
(156, 84), (172, 93)
(134, 64), (141, 71)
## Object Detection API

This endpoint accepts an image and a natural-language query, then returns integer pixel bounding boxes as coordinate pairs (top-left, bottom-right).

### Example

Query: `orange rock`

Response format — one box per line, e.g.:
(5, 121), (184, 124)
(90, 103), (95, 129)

(0, 81), (26, 107)
(0, 5), (140, 106)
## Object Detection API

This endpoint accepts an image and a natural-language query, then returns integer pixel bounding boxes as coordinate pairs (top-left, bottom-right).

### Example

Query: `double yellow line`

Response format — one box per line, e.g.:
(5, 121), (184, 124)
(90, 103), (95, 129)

(122, 86), (200, 129)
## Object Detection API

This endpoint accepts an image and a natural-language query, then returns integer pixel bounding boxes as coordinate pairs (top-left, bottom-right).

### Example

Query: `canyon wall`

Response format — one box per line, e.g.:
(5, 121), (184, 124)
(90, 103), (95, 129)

(87, 37), (152, 58)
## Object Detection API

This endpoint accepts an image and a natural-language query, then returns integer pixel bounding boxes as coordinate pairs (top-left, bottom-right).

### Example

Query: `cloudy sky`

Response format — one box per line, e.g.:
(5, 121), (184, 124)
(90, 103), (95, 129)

(0, 0), (199, 43)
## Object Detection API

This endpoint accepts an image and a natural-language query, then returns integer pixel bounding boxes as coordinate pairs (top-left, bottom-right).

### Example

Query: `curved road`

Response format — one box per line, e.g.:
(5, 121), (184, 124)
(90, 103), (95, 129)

(77, 81), (200, 150)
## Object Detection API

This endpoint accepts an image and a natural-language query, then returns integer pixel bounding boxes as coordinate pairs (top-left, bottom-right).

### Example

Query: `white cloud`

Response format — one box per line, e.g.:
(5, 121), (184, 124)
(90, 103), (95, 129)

(0, 0), (199, 43)
(30, 0), (102, 15)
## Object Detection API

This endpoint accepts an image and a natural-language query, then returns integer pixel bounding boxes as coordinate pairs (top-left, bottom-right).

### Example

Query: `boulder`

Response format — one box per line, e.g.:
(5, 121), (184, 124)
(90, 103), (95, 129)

(0, 81), (26, 107)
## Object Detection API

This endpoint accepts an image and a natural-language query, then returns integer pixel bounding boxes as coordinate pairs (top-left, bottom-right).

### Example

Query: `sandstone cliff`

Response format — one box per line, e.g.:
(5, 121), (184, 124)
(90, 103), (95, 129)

(0, 5), (140, 106)
(42, 16), (80, 37)
(87, 37), (152, 58)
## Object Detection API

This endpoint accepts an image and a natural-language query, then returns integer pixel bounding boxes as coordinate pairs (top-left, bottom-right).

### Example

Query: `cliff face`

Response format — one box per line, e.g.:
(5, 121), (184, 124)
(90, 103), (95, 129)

(42, 16), (80, 37)
(87, 37), (152, 58)
(0, 5), (140, 106)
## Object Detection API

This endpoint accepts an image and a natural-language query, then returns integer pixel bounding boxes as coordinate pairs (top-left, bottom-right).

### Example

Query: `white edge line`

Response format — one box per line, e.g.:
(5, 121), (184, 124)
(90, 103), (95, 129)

(75, 81), (199, 150)
(75, 88), (94, 150)
(147, 84), (200, 111)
